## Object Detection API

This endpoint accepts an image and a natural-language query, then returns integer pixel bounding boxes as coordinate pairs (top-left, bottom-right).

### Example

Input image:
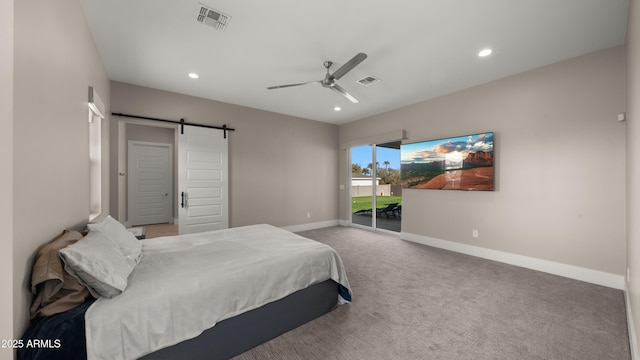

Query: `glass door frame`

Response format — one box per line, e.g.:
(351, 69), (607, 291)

(349, 144), (377, 230)
(349, 141), (401, 233)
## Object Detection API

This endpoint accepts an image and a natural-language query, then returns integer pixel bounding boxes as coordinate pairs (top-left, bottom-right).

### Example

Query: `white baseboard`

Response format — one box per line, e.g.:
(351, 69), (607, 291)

(401, 232), (625, 290)
(282, 220), (341, 233)
(626, 287), (640, 360)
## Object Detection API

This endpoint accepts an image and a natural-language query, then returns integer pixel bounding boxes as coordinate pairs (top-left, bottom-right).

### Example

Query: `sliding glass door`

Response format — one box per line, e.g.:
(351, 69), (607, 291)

(350, 142), (401, 232)
(351, 145), (373, 228)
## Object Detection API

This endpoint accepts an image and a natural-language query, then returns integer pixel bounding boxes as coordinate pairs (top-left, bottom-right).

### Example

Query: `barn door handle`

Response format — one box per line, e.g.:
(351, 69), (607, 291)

(181, 192), (186, 208)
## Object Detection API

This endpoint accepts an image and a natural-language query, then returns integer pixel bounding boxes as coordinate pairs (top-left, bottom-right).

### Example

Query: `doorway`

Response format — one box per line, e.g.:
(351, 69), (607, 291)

(350, 141), (402, 232)
(122, 123), (176, 227)
(118, 119), (229, 234)
(127, 141), (173, 226)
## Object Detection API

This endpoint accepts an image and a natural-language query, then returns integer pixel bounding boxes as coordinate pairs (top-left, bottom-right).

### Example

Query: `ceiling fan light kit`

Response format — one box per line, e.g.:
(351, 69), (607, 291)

(267, 53), (368, 104)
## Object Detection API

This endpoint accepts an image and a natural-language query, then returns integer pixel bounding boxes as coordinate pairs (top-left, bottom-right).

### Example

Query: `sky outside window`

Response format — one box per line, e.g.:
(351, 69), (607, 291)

(352, 146), (400, 171)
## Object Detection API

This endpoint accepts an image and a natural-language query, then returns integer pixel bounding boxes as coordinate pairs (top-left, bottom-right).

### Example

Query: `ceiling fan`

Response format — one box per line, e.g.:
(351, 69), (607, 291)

(267, 53), (368, 103)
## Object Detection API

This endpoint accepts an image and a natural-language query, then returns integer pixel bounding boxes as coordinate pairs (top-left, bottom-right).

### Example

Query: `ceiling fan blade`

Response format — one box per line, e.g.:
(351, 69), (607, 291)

(329, 83), (359, 103)
(331, 53), (367, 80)
(267, 80), (320, 90)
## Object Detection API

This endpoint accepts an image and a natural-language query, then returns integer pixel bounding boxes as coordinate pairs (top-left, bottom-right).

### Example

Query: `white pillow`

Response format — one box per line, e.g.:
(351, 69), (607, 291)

(87, 215), (143, 264)
(59, 231), (135, 298)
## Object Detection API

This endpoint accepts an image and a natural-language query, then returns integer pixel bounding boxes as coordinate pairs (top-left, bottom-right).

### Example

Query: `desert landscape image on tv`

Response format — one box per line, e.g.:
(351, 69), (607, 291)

(400, 132), (494, 191)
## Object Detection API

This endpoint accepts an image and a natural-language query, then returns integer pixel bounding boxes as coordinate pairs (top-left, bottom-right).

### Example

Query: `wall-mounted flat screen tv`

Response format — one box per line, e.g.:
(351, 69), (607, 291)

(400, 132), (494, 191)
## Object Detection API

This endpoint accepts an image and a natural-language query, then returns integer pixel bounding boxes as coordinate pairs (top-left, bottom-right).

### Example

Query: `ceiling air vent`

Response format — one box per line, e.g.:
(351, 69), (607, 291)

(196, 4), (231, 31)
(357, 76), (380, 86)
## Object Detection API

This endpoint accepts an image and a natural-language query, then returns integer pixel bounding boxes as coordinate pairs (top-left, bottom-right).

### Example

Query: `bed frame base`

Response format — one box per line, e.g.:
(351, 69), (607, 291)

(141, 279), (339, 359)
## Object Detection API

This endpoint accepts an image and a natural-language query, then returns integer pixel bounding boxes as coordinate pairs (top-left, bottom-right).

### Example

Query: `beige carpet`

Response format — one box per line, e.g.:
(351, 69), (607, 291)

(234, 226), (630, 360)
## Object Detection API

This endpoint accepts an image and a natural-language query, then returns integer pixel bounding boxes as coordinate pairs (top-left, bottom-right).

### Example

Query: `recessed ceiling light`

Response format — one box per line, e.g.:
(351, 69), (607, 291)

(334, 106), (341, 112)
(188, 73), (199, 79)
(478, 49), (493, 57)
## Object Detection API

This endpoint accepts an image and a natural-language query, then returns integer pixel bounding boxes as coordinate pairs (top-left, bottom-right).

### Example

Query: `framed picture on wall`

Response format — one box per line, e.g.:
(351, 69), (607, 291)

(400, 132), (494, 191)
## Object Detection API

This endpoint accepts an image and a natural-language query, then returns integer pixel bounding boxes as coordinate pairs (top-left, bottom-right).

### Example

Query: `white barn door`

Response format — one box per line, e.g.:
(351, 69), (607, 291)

(178, 125), (228, 234)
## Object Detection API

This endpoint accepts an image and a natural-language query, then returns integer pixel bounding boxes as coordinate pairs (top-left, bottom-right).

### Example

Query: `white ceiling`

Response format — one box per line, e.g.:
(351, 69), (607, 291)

(80, 0), (629, 125)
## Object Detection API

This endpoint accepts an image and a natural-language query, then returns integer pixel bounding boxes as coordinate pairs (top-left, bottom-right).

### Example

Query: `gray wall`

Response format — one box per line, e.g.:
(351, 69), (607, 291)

(110, 81), (339, 228)
(127, 123), (175, 144)
(626, 0), (640, 351)
(12, 0), (111, 338)
(1, 0), (14, 355)
(340, 46), (626, 276)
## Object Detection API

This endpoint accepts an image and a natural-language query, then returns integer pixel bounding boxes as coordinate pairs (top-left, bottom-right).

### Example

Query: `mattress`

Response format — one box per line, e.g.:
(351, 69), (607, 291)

(84, 224), (351, 360)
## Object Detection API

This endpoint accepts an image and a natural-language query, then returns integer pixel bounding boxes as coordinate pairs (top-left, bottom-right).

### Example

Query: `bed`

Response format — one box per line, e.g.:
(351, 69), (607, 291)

(19, 219), (351, 360)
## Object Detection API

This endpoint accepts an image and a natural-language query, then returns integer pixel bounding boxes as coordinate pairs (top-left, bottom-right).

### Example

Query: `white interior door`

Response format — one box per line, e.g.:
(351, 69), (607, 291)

(128, 141), (173, 226)
(178, 125), (228, 234)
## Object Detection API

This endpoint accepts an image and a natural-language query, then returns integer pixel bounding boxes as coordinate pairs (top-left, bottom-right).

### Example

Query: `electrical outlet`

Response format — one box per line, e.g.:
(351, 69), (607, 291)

(307, 212), (311, 219)
(472, 229), (479, 238)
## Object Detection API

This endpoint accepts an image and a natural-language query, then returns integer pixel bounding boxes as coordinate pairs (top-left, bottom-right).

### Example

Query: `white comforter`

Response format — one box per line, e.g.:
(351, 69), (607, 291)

(84, 224), (351, 360)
